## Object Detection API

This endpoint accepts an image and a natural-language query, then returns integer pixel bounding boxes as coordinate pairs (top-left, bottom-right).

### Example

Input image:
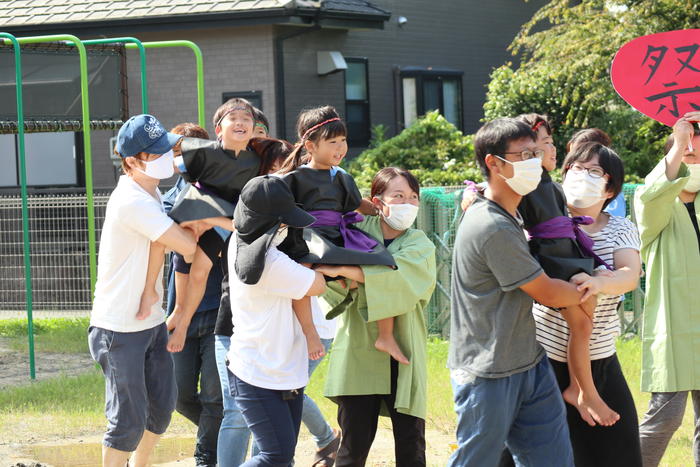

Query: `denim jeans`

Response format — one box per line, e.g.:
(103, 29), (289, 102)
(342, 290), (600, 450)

(302, 338), (335, 449)
(215, 334), (258, 467)
(88, 323), (176, 452)
(230, 371), (305, 467)
(449, 357), (573, 467)
(172, 309), (222, 466)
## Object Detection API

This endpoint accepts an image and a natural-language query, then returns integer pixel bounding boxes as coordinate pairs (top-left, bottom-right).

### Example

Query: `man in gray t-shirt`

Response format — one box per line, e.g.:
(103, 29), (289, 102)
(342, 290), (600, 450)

(448, 118), (594, 467)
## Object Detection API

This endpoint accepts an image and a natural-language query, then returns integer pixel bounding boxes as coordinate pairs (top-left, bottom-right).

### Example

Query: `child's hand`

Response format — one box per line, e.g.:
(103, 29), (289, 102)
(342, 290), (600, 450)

(357, 198), (379, 216)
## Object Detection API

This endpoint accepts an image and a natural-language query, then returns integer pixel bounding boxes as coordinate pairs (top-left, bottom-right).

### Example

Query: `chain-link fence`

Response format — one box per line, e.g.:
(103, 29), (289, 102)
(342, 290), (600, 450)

(0, 191), (110, 316)
(0, 184), (645, 337)
(418, 184), (645, 337)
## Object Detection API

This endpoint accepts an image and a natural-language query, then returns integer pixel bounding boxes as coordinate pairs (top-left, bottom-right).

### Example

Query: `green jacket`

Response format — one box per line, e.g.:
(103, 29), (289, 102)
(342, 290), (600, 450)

(322, 216), (436, 419)
(635, 158), (700, 392)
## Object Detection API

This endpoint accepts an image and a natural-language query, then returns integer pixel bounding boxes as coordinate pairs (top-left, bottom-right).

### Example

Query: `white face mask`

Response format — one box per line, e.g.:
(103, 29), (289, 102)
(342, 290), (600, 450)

(685, 164), (700, 193)
(562, 170), (608, 208)
(380, 200), (419, 231)
(134, 150), (174, 179)
(271, 226), (288, 247)
(497, 156), (542, 196)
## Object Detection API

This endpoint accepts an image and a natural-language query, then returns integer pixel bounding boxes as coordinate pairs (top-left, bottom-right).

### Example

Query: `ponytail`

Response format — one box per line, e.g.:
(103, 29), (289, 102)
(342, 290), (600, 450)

(277, 142), (308, 174)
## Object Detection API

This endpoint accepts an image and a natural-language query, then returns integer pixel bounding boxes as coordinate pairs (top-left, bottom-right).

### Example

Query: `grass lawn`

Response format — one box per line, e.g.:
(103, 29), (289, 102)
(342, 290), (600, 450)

(0, 318), (695, 466)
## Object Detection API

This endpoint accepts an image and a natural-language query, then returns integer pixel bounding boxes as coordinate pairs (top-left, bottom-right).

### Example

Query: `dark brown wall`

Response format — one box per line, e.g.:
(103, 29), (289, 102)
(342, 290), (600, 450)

(281, 0), (545, 141)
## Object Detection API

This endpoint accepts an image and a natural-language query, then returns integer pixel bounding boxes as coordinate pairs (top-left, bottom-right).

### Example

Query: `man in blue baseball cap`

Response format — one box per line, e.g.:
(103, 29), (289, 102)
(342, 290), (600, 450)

(89, 114), (208, 466)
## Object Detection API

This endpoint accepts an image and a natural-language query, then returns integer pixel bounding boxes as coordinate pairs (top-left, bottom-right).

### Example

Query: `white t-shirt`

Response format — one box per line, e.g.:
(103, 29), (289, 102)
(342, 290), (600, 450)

(312, 297), (336, 340)
(533, 214), (640, 362)
(227, 244), (315, 390)
(90, 176), (174, 333)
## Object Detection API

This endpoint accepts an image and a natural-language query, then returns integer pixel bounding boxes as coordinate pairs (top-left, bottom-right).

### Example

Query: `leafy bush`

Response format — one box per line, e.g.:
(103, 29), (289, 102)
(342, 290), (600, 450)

(347, 111), (482, 189)
(482, 0), (700, 180)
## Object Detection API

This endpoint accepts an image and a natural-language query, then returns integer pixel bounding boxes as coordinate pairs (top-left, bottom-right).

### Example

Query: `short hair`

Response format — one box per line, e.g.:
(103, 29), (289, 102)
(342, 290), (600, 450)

(370, 167), (421, 199)
(664, 125), (700, 153)
(171, 122), (209, 139)
(567, 128), (612, 153)
(473, 118), (536, 179)
(562, 142), (624, 209)
(253, 107), (270, 134)
(516, 113), (552, 135)
(212, 98), (255, 129)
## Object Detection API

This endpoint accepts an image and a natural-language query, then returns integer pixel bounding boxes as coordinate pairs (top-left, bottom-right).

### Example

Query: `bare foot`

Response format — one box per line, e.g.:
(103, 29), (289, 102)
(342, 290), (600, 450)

(375, 335), (409, 365)
(578, 392), (620, 427)
(167, 327), (187, 353)
(136, 287), (159, 320)
(563, 385), (596, 427)
(307, 332), (325, 361)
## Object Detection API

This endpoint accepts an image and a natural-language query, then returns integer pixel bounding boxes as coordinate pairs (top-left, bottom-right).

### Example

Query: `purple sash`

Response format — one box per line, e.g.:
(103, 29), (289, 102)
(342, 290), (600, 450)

(527, 215), (612, 270)
(308, 210), (377, 252)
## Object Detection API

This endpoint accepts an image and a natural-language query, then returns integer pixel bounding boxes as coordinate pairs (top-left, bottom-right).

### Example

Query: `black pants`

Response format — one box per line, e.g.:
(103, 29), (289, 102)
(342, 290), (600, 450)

(499, 354), (642, 467)
(335, 360), (425, 467)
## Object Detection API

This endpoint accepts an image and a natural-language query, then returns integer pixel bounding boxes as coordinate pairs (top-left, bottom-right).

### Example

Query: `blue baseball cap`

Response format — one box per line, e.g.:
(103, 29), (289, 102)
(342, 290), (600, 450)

(116, 114), (181, 158)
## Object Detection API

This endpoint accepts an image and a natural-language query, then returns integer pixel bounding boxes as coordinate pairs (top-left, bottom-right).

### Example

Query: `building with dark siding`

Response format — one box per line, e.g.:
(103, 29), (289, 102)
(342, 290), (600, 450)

(0, 0), (544, 191)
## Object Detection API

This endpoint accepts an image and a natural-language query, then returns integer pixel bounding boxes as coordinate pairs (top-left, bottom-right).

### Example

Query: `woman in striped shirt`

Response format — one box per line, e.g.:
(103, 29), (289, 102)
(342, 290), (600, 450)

(533, 141), (643, 466)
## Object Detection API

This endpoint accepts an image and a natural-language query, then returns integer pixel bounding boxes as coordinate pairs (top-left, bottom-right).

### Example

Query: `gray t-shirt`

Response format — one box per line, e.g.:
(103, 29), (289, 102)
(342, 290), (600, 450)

(448, 195), (544, 378)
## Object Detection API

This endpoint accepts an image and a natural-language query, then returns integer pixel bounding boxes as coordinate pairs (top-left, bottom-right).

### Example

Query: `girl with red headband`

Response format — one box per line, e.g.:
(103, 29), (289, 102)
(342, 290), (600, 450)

(276, 105), (407, 367)
(512, 113), (620, 428)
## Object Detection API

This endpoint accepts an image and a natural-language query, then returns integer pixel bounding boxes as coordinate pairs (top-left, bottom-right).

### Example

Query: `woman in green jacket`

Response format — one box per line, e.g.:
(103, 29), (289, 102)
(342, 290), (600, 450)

(635, 111), (700, 466)
(315, 167), (437, 467)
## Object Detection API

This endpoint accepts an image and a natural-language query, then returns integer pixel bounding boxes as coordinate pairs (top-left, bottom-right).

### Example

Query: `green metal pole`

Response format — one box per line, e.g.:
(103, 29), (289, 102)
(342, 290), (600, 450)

(82, 37), (148, 114)
(8, 35), (97, 293)
(1, 32), (35, 380)
(126, 41), (206, 127)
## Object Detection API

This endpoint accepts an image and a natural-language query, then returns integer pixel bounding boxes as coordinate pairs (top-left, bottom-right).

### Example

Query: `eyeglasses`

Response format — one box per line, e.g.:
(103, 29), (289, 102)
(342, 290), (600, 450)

(568, 164), (605, 178)
(500, 149), (545, 161)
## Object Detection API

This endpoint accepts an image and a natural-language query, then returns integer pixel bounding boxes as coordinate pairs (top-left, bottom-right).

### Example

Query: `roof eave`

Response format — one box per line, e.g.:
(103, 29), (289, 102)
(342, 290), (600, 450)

(0, 6), (389, 36)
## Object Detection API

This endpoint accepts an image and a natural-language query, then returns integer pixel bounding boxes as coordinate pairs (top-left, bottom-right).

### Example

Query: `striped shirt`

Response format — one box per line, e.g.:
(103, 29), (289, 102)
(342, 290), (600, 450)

(533, 214), (640, 362)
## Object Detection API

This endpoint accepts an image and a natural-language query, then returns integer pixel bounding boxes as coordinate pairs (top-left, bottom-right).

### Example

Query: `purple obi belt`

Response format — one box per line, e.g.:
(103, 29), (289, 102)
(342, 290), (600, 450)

(527, 215), (612, 270)
(308, 210), (377, 252)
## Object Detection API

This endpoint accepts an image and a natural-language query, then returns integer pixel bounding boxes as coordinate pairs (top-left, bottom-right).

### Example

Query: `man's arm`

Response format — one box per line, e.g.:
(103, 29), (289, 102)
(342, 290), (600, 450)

(519, 272), (586, 308)
(154, 224), (197, 258)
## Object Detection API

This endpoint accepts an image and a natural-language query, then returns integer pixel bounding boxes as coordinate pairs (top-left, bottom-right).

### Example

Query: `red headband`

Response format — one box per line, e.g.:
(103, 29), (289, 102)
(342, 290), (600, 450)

(301, 117), (341, 140)
(531, 120), (546, 132)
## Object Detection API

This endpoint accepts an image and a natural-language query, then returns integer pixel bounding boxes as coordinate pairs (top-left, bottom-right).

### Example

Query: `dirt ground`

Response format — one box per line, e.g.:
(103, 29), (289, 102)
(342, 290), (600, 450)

(0, 339), (454, 466)
(0, 338), (95, 390)
(2, 427), (454, 466)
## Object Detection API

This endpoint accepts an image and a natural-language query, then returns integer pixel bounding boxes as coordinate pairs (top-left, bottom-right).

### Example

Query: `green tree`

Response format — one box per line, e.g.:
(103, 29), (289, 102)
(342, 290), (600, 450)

(347, 111), (481, 189)
(484, 0), (700, 178)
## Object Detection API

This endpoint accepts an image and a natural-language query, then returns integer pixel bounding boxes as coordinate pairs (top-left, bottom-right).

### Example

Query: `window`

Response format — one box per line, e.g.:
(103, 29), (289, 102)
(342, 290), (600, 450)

(0, 132), (78, 187)
(222, 91), (263, 110)
(344, 58), (370, 147)
(400, 68), (463, 130)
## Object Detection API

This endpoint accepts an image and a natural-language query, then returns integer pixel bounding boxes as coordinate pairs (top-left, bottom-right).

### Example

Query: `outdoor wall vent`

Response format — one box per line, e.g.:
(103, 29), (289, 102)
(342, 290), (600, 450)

(317, 51), (347, 76)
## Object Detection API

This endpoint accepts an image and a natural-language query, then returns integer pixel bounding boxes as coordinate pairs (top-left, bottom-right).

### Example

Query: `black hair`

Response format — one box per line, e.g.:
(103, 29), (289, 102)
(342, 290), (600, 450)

(473, 118), (536, 179)
(562, 142), (624, 209)
(278, 105), (347, 174)
(253, 107), (270, 134)
(515, 113), (552, 135)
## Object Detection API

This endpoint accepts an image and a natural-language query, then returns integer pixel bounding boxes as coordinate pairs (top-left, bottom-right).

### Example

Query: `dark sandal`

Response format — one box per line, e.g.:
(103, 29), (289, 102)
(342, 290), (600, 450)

(312, 430), (341, 467)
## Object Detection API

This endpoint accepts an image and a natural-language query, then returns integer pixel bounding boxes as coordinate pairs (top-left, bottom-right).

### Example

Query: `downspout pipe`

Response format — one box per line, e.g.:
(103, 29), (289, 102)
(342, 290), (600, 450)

(274, 23), (321, 140)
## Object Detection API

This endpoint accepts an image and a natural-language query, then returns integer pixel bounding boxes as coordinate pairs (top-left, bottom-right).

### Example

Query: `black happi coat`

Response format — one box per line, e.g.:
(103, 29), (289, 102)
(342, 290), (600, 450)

(168, 137), (261, 222)
(519, 170), (594, 281)
(280, 166), (395, 267)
